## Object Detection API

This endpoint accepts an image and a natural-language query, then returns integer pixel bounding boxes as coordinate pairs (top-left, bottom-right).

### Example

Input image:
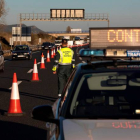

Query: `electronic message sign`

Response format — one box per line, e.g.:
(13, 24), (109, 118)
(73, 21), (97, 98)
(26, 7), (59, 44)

(50, 9), (85, 18)
(90, 27), (140, 49)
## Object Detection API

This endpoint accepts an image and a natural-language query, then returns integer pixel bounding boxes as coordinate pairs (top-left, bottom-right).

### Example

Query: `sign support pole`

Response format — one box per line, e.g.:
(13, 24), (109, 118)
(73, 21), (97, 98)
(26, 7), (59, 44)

(20, 14), (22, 45)
(10, 38), (13, 50)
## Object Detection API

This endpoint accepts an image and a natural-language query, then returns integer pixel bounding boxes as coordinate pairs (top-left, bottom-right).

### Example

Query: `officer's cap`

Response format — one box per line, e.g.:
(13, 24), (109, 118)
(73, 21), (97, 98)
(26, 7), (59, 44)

(62, 39), (68, 44)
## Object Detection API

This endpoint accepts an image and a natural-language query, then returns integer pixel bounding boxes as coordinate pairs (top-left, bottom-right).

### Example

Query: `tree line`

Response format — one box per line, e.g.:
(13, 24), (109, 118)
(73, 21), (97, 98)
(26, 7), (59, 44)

(0, 0), (7, 27)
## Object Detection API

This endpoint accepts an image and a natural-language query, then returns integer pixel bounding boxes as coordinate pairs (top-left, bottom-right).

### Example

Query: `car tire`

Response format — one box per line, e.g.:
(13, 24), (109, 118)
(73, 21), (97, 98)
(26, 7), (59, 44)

(28, 55), (32, 60)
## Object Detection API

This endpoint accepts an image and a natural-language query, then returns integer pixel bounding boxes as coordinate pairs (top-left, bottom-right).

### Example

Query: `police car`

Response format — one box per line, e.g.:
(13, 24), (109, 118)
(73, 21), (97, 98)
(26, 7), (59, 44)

(32, 48), (140, 140)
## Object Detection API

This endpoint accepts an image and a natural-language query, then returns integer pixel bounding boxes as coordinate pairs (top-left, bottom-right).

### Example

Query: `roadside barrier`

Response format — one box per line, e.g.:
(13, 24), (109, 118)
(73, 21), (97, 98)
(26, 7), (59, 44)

(31, 59), (40, 81)
(40, 53), (46, 69)
(6, 73), (24, 116)
(46, 50), (50, 62)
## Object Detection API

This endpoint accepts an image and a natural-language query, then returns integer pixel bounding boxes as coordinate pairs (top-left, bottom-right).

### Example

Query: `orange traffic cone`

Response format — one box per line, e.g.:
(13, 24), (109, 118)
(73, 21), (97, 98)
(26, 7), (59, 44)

(6, 73), (24, 116)
(46, 50), (50, 62)
(53, 48), (56, 56)
(31, 59), (40, 81)
(40, 53), (46, 69)
(51, 48), (54, 58)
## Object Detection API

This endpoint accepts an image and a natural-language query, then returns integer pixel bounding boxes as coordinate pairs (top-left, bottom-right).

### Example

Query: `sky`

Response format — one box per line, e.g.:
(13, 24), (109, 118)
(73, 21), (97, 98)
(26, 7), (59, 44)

(5, 0), (140, 32)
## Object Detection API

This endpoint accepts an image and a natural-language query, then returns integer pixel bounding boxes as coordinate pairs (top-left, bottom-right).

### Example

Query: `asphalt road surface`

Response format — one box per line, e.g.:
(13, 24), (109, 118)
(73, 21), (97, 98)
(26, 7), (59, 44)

(0, 46), (88, 140)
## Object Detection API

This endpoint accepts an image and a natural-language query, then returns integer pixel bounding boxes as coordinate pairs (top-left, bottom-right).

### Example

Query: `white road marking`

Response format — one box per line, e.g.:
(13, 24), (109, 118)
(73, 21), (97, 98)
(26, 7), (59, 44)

(37, 62), (41, 65)
(9, 81), (22, 90)
(27, 69), (33, 73)
(44, 58), (46, 60)
(32, 51), (40, 54)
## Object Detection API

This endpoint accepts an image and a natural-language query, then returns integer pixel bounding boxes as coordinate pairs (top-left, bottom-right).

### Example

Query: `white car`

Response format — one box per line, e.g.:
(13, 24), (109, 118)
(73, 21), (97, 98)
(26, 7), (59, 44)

(32, 49), (140, 140)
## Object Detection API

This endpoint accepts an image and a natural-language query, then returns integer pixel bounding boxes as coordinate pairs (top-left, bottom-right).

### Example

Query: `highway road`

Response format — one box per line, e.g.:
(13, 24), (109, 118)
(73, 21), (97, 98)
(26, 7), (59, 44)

(0, 46), (87, 140)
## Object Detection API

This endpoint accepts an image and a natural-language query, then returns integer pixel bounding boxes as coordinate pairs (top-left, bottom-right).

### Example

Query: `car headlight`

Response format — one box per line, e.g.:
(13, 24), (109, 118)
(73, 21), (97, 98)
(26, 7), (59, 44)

(12, 53), (17, 55)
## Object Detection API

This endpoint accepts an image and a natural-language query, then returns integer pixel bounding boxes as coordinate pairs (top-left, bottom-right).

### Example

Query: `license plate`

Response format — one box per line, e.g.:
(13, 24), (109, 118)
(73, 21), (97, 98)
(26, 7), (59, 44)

(18, 55), (25, 57)
(127, 50), (140, 57)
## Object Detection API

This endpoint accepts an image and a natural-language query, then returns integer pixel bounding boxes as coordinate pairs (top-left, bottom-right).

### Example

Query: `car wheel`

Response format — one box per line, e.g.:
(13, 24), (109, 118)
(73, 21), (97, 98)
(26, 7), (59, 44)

(30, 56), (32, 60)
(28, 55), (32, 60)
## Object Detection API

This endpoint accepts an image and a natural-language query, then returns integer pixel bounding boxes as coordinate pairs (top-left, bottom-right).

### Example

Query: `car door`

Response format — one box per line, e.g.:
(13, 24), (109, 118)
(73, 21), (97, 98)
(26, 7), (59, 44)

(48, 98), (61, 140)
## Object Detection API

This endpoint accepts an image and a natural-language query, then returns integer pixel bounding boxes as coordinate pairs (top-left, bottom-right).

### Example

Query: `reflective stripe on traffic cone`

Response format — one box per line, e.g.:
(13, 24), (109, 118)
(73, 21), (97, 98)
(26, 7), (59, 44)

(59, 46), (61, 50)
(46, 50), (50, 62)
(6, 73), (24, 116)
(53, 48), (56, 56)
(40, 53), (46, 69)
(31, 59), (40, 81)
(51, 49), (54, 58)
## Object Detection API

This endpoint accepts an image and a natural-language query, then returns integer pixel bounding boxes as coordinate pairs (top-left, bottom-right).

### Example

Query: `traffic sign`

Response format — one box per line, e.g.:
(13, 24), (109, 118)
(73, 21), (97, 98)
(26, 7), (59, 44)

(39, 38), (41, 44)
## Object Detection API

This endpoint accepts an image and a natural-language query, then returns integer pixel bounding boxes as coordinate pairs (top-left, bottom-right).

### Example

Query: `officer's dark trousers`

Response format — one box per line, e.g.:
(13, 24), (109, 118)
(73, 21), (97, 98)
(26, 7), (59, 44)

(57, 65), (72, 95)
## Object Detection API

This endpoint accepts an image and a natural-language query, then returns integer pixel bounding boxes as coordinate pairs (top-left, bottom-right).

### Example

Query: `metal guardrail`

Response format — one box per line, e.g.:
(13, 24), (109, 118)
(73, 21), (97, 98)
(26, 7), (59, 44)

(20, 13), (109, 21)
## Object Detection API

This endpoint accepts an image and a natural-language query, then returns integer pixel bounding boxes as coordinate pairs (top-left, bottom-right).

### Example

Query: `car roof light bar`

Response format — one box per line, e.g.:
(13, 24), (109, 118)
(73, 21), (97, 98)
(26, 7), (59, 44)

(79, 49), (140, 58)
(79, 49), (105, 57)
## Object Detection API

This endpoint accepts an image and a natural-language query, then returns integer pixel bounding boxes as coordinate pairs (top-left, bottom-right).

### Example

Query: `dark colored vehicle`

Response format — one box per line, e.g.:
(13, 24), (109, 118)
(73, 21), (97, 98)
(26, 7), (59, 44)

(0, 44), (4, 72)
(42, 42), (53, 50)
(12, 45), (32, 60)
(51, 43), (55, 48)
(32, 49), (140, 140)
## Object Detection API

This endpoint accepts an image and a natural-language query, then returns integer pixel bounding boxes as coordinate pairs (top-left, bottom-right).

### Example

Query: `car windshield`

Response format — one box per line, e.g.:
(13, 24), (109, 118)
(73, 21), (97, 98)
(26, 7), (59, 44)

(69, 71), (140, 119)
(42, 42), (50, 45)
(14, 46), (29, 51)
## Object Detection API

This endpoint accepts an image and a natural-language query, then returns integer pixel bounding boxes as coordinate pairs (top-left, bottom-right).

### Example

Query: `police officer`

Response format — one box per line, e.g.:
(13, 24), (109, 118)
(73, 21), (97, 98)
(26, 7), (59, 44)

(52, 39), (75, 97)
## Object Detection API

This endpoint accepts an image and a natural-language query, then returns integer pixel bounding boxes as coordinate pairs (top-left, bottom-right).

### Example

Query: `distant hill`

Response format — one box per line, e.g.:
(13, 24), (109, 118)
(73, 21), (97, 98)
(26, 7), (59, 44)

(0, 24), (45, 34)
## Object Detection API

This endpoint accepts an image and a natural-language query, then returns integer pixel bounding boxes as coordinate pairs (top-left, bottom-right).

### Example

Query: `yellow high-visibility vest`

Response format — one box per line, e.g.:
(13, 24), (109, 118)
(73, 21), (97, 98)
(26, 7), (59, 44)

(58, 48), (74, 65)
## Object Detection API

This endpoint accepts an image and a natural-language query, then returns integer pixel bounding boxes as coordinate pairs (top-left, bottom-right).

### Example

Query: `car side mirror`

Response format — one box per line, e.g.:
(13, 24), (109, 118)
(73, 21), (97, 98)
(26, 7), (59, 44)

(32, 105), (59, 124)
